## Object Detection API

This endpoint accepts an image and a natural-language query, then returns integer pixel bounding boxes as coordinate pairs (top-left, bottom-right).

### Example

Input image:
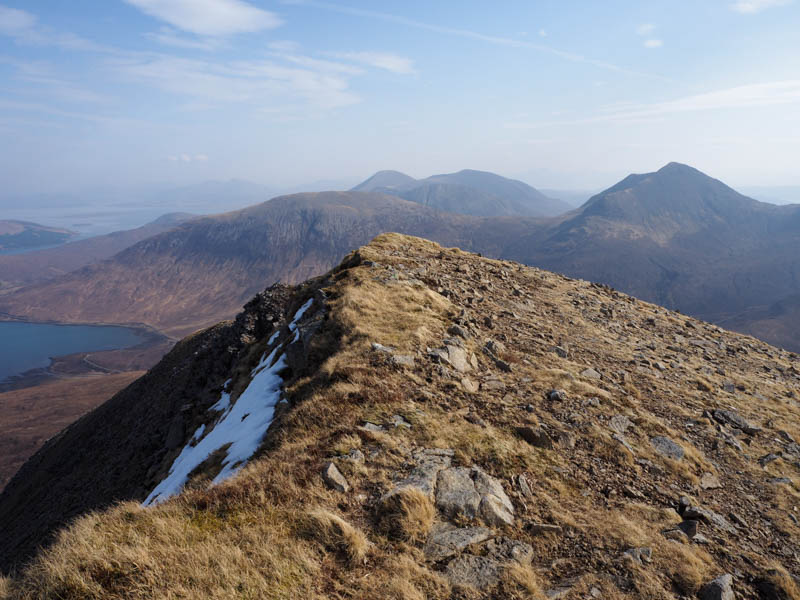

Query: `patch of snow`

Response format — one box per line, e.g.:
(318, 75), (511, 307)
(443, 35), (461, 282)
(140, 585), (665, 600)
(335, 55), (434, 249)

(289, 298), (313, 332)
(142, 296), (316, 507)
(211, 391), (231, 413)
(191, 424), (206, 442)
(144, 347), (287, 506)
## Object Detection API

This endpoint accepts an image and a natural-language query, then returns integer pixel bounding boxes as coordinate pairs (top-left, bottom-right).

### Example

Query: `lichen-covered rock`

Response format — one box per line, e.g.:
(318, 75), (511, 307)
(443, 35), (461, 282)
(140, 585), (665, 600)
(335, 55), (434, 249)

(445, 554), (501, 590)
(422, 526), (492, 561)
(701, 574), (734, 600)
(435, 467), (481, 518)
(321, 462), (349, 492)
(434, 466), (515, 526)
(651, 436), (684, 460)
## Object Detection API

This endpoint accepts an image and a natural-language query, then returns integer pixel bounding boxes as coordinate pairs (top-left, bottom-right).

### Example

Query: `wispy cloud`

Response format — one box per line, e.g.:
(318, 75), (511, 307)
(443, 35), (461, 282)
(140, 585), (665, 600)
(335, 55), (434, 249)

(268, 40), (302, 53)
(109, 54), (362, 109)
(328, 51), (415, 74)
(636, 23), (655, 36)
(505, 80), (800, 129)
(168, 153), (209, 162)
(0, 98), (139, 125)
(146, 27), (221, 50)
(123, 0), (283, 36)
(730, 0), (793, 13)
(0, 55), (110, 103)
(644, 39), (663, 48)
(0, 5), (35, 33)
(285, 0), (670, 81)
(0, 4), (110, 51)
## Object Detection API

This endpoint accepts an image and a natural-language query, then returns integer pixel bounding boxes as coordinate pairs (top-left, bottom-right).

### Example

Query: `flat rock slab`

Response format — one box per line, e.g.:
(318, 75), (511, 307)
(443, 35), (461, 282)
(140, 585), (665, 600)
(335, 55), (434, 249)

(651, 436), (684, 460)
(581, 367), (602, 379)
(683, 505), (736, 534)
(436, 467), (481, 518)
(482, 536), (534, 565)
(700, 472), (722, 490)
(388, 460), (449, 501)
(445, 554), (502, 590)
(435, 466), (515, 526)
(431, 344), (473, 373)
(712, 409), (760, 435)
(423, 526), (492, 562)
(609, 415), (633, 435)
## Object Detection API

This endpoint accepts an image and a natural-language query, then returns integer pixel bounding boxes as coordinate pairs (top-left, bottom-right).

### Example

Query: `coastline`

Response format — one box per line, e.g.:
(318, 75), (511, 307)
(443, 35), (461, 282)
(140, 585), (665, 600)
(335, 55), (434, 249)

(0, 320), (172, 393)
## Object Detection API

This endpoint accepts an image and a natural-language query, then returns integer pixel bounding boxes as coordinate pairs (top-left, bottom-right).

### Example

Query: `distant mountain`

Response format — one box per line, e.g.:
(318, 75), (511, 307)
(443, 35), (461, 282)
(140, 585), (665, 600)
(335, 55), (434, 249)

(502, 162), (800, 347)
(3, 163), (800, 352)
(423, 169), (569, 216)
(352, 169), (571, 217)
(350, 170), (418, 193)
(0, 213), (195, 292)
(399, 182), (525, 217)
(0, 193), (529, 337)
(0, 221), (75, 252)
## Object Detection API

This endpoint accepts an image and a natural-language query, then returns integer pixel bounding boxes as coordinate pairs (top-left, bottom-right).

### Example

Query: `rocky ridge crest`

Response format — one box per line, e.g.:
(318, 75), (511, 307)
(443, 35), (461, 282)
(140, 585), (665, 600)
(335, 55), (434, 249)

(2, 233), (799, 600)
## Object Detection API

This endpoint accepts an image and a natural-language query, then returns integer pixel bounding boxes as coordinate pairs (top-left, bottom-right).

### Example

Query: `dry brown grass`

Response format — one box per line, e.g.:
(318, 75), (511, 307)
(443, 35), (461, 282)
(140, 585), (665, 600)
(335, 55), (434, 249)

(371, 554), (450, 600)
(0, 576), (10, 599)
(376, 487), (435, 543)
(9, 499), (321, 600)
(296, 508), (371, 565)
(757, 566), (800, 600)
(500, 562), (546, 600)
(5, 233), (800, 599)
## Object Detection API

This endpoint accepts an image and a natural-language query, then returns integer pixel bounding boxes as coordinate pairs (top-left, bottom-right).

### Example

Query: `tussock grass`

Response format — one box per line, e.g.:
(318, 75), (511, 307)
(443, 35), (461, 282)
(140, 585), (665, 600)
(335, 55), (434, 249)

(9, 500), (321, 600)
(376, 487), (435, 543)
(331, 433), (362, 456)
(757, 566), (800, 600)
(371, 554), (449, 600)
(500, 562), (546, 600)
(296, 509), (370, 565)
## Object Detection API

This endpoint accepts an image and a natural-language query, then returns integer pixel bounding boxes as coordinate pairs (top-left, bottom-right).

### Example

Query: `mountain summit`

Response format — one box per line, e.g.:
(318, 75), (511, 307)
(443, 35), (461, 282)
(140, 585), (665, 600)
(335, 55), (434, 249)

(580, 162), (770, 233)
(1, 234), (798, 599)
(351, 170), (418, 193)
(352, 169), (572, 217)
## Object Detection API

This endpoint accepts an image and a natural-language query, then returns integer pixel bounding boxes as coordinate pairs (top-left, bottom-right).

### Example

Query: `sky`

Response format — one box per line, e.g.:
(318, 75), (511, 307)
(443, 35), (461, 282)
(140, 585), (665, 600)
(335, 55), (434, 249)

(1, 0), (799, 196)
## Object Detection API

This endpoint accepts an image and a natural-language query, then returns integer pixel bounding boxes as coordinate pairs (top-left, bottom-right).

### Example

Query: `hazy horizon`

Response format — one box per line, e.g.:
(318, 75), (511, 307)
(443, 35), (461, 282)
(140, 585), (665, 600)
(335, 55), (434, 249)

(1, 0), (800, 198)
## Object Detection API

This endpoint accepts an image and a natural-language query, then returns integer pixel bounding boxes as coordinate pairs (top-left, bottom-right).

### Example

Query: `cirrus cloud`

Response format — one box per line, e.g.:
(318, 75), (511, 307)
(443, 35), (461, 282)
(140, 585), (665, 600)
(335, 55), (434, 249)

(123, 0), (283, 36)
(327, 51), (416, 74)
(731, 0), (793, 13)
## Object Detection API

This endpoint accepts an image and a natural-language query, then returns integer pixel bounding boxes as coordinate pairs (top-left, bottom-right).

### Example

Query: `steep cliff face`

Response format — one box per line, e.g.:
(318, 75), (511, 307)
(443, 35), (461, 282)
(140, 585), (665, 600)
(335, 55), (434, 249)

(2, 234), (798, 599)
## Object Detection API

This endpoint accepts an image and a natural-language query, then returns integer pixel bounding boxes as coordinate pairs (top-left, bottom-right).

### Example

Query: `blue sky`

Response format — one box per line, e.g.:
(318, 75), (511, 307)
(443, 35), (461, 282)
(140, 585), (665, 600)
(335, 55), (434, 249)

(1, 0), (799, 195)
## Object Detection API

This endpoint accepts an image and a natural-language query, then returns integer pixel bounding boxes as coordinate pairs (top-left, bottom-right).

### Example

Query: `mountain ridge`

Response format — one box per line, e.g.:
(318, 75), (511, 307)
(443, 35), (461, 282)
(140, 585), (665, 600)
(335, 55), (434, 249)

(1, 233), (798, 599)
(353, 168), (572, 217)
(1, 163), (798, 354)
